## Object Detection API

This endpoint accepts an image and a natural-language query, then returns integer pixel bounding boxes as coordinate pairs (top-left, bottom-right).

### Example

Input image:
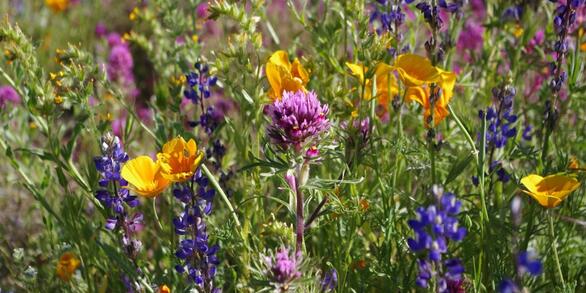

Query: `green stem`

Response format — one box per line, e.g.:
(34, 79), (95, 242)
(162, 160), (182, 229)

(478, 113), (489, 222)
(429, 141), (437, 184)
(200, 164), (241, 228)
(152, 198), (163, 231)
(548, 211), (566, 288)
(477, 111), (489, 288)
(448, 104), (477, 155)
(540, 126), (552, 173)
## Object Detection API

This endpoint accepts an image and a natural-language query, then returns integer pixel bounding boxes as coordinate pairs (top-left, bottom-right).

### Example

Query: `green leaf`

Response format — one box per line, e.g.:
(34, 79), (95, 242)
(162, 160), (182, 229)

(444, 153), (474, 186)
(302, 177), (364, 190)
(97, 242), (139, 279)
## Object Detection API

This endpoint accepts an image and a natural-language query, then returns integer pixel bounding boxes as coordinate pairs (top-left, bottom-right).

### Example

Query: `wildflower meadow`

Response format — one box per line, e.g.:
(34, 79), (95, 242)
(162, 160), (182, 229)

(2, 0), (586, 292)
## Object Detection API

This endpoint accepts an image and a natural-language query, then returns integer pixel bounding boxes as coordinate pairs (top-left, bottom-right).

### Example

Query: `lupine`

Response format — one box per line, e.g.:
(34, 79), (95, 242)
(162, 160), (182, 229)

(184, 62), (220, 133)
(94, 133), (143, 257)
(474, 84), (518, 185)
(502, 5), (524, 22)
(94, 133), (143, 291)
(370, 0), (413, 37)
(481, 86), (518, 150)
(407, 187), (466, 291)
(173, 169), (221, 291)
(498, 196), (543, 293)
(544, 0), (585, 135)
(320, 268), (338, 292)
(265, 90), (330, 154)
(184, 62), (218, 105)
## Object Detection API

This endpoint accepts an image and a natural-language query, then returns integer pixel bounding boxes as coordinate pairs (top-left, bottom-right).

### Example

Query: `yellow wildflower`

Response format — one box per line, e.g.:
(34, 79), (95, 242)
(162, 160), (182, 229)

(129, 7), (139, 21)
(346, 62), (399, 114)
(54, 96), (64, 104)
(513, 25), (524, 38)
(45, 0), (69, 12)
(158, 285), (171, 293)
(520, 174), (581, 208)
(265, 50), (309, 100)
(56, 252), (80, 281)
(392, 54), (456, 127)
(122, 33), (131, 42)
(192, 34), (199, 43)
(568, 157), (580, 170)
(359, 198), (370, 211)
(157, 136), (204, 182)
(121, 156), (170, 197)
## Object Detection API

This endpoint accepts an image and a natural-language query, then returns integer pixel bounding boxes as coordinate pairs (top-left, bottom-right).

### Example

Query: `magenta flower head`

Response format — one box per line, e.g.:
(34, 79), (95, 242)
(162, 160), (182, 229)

(95, 23), (107, 38)
(265, 247), (301, 285)
(0, 85), (20, 108)
(265, 90), (330, 153)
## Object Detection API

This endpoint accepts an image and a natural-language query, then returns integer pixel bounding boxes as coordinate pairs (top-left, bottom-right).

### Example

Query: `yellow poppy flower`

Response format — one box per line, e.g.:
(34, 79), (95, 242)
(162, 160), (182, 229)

(56, 252), (80, 281)
(45, 0), (69, 12)
(158, 285), (171, 293)
(156, 136), (204, 182)
(266, 50), (309, 100)
(568, 157), (580, 170)
(520, 174), (581, 208)
(346, 62), (399, 113)
(121, 156), (170, 197)
(393, 54), (457, 127)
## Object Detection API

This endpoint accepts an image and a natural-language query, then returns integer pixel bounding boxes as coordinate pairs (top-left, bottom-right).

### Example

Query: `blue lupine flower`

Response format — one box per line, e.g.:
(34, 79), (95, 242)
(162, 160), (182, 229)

(415, 2), (441, 29)
(481, 86), (518, 150)
(522, 124), (533, 141)
(548, 0), (584, 96)
(502, 5), (523, 22)
(498, 279), (518, 293)
(184, 62), (222, 133)
(407, 187), (467, 291)
(517, 251), (543, 276)
(321, 268), (338, 292)
(370, 0), (413, 36)
(94, 133), (144, 291)
(94, 133), (142, 234)
(489, 161), (511, 184)
(184, 62), (217, 104)
(173, 169), (220, 290)
(498, 251), (542, 292)
(438, 0), (464, 14)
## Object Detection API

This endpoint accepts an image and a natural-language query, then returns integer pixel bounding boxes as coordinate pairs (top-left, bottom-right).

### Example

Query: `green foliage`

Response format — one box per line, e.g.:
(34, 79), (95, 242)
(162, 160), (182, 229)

(1, 1), (586, 292)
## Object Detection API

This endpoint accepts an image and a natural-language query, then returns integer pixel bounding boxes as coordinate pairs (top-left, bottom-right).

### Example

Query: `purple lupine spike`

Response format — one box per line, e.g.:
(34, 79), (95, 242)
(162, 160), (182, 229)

(408, 186), (467, 290)
(320, 268), (338, 292)
(94, 133), (143, 291)
(173, 170), (221, 291)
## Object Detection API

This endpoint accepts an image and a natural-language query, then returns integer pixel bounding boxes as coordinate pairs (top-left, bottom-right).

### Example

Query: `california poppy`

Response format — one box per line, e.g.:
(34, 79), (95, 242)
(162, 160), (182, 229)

(266, 50), (309, 100)
(121, 156), (170, 197)
(520, 174), (581, 208)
